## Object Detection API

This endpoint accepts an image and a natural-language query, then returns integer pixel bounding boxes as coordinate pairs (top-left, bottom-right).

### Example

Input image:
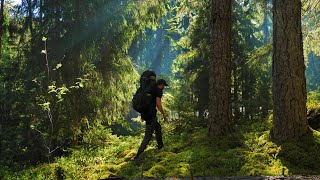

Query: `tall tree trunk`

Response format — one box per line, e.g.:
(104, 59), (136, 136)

(0, 0), (4, 56)
(73, 0), (81, 77)
(272, 0), (308, 141)
(208, 0), (233, 136)
(70, 0), (82, 146)
(27, 0), (33, 36)
(39, 0), (43, 29)
(26, 0), (37, 78)
(241, 66), (250, 119)
(262, 0), (270, 43)
(232, 61), (240, 120)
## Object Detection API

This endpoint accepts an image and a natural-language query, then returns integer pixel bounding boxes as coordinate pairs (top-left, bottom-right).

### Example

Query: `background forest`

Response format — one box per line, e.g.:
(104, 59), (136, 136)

(1, 0), (320, 179)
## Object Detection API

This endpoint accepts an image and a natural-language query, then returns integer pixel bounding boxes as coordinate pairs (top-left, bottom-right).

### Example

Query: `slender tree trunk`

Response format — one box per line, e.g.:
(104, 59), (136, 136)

(272, 0), (308, 141)
(262, 0), (270, 43)
(232, 61), (240, 120)
(26, 0), (37, 78)
(27, 0), (33, 36)
(39, 0), (43, 29)
(73, 0), (81, 77)
(208, 0), (233, 136)
(70, 0), (82, 146)
(0, 0), (4, 56)
(242, 67), (250, 119)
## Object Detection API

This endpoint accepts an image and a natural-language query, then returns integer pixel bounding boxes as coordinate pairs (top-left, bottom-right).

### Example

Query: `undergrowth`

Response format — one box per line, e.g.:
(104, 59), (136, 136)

(1, 116), (320, 179)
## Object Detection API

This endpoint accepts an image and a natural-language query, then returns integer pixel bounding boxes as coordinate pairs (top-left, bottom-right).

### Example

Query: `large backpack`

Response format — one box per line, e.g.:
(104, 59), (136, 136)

(132, 70), (156, 114)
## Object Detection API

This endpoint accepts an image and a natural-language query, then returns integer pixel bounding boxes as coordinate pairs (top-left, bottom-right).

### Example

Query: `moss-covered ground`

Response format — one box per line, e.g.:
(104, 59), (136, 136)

(1, 116), (320, 179)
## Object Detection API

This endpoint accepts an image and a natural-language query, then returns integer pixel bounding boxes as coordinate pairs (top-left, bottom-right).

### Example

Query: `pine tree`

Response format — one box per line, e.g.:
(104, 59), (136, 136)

(208, 0), (233, 136)
(272, 0), (309, 141)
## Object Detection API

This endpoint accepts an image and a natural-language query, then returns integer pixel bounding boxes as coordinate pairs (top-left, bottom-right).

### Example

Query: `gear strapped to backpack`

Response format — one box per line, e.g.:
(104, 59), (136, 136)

(132, 70), (156, 114)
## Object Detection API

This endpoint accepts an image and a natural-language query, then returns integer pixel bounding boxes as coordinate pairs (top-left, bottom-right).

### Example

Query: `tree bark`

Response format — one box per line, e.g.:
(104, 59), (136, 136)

(232, 61), (240, 120)
(39, 0), (43, 28)
(272, 0), (308, 141)
(27, 0), (33, 36)
(0, 0), (4, 56)
(208, 0), (233, 136)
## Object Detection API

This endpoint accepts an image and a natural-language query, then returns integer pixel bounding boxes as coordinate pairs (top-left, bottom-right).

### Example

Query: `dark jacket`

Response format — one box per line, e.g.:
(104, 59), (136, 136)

(141, 86), (163, 125)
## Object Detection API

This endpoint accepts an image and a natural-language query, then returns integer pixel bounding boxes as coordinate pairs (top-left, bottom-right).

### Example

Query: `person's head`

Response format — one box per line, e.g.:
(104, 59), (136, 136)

(157, 79), (169, 90)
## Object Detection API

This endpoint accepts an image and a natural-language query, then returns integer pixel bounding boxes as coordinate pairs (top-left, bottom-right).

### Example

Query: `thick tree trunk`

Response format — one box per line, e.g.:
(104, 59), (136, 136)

(208, 0), (233, 136)
(272, 0), (308, 141)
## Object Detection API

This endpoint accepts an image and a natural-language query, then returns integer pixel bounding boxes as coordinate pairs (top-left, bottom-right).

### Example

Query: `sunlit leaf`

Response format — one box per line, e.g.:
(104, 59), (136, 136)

(54, 63), (62, 70)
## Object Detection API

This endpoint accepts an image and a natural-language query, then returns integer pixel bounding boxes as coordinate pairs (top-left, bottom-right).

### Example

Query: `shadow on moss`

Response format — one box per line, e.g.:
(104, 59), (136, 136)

(276, 129), (320, 175)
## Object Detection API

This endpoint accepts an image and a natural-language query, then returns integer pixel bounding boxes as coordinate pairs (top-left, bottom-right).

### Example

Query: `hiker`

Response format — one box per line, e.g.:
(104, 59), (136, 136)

(133, 74), (169, 160)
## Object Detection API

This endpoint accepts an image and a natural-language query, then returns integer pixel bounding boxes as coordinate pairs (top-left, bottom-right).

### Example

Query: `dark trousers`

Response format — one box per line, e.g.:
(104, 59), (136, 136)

(137, 116), (163, 155)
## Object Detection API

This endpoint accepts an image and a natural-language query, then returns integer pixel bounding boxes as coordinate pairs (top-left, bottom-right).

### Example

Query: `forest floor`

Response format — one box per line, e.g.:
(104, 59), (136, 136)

(2, 117), (320, 179)
(130, 176), (320, 180)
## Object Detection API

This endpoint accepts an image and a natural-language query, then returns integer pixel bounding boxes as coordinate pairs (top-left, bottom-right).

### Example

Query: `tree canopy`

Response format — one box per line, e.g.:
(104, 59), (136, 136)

(1, 0), (320, 179)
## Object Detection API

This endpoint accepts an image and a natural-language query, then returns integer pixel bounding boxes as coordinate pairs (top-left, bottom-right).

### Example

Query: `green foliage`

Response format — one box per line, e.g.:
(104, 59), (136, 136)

(168, 0), (274, 122)
(0, 0), (168, 167)
(82, 126), (117, 148)
(303, 1), (320, 58)
(1, 125), (140, 179)
(1, 0), (320, 178)
(307, 90), (320, 110)
(5, 116), (320, 179)
(0, 166), (11, 180)
(302, 2), (320, 91)
(167, 0), (211, 130)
